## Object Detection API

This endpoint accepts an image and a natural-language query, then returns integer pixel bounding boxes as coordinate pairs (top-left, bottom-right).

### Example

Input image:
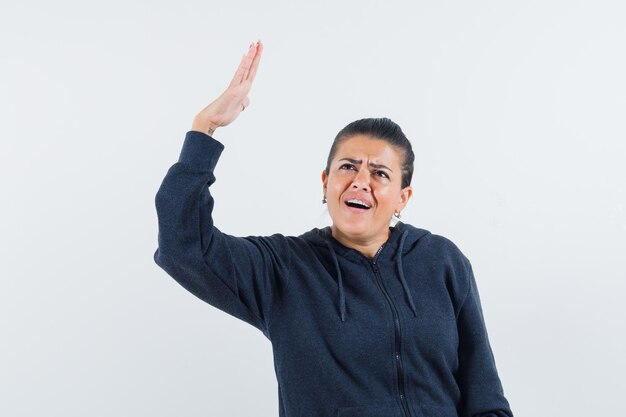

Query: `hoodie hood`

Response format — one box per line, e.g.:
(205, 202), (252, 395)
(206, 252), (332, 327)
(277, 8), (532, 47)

(300, 221), (431, 322)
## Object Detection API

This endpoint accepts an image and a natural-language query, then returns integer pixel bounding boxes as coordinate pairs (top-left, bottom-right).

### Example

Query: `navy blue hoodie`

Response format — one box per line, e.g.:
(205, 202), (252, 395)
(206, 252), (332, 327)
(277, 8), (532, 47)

(153, 131), (514, 417)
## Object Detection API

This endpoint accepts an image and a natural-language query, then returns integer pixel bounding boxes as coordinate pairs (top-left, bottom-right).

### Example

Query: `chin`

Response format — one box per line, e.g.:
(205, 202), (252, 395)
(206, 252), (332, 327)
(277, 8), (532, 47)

(334, 218), (373, 239)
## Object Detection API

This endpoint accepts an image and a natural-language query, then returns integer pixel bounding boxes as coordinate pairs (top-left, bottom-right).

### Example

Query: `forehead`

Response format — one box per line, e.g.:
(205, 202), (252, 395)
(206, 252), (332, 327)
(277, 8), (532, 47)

(333, 135), (402, 167)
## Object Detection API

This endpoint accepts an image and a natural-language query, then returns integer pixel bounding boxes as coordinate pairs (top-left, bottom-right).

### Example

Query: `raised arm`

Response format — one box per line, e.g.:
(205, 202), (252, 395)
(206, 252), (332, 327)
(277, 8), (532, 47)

(153, 41), (291, 337)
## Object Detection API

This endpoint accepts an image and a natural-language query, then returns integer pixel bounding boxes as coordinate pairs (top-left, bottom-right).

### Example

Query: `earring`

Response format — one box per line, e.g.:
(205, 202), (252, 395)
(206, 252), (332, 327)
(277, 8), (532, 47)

(322, 195), (327, 204)
(394, 211), (401, 219)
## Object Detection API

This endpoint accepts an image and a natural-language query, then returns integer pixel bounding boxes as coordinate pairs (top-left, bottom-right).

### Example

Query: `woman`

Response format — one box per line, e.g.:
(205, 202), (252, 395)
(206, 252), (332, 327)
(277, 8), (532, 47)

(154, 40), (514, 417)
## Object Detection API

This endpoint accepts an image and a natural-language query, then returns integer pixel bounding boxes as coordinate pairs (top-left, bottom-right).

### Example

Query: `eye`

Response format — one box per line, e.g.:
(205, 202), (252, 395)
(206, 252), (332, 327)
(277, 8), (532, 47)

(339, 163), (356, 170)
(374, 170), (389, 179)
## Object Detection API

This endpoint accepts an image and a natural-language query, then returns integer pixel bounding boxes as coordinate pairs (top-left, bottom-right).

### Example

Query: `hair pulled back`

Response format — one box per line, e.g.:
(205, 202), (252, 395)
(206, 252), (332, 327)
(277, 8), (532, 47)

(325, 117), (415, 189)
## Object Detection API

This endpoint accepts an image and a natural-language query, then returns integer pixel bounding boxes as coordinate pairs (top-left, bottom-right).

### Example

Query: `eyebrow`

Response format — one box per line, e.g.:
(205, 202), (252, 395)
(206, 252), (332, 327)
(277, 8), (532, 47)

(338, 158), (393, 172)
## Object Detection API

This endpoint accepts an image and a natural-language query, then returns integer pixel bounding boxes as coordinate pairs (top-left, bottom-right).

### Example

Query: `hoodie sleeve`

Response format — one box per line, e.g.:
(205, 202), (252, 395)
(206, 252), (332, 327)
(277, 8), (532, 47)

(153, 131), (291, 336)
(455, 256), (514, 417)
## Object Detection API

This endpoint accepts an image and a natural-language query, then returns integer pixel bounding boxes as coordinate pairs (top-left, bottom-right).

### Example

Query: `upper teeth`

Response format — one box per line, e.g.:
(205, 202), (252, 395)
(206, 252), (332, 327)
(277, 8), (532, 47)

(348, 199), (370, 208)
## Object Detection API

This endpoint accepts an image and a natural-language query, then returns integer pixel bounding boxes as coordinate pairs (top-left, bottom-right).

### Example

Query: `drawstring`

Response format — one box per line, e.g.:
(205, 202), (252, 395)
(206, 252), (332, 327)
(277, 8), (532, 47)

(325, 240), (346, 322)
(324, 228), (417, 322)
(397, 230), (418, 317)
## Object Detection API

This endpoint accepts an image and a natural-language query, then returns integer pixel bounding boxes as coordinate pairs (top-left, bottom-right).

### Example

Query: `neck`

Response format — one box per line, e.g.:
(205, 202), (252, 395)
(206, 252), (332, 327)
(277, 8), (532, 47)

(330, 225), (390, 259)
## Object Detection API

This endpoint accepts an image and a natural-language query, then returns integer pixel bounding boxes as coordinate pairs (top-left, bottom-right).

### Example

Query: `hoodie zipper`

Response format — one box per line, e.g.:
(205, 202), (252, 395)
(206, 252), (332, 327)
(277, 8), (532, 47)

(369, 245), (412, 417)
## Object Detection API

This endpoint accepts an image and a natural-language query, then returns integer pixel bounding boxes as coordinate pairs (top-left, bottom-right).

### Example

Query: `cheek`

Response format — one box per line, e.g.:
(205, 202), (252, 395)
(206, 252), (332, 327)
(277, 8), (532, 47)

(327, 176), (349, 194)
(374, 188), (401, 207)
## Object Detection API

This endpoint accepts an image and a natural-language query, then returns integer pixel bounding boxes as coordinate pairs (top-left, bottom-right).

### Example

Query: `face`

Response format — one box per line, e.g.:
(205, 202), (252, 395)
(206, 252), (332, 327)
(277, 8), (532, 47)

(321, 135), (413, 247)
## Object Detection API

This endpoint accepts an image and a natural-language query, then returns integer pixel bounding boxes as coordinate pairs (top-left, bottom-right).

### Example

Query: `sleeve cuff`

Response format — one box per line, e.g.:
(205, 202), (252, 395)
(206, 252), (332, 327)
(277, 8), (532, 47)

(178, 130), (225, 169)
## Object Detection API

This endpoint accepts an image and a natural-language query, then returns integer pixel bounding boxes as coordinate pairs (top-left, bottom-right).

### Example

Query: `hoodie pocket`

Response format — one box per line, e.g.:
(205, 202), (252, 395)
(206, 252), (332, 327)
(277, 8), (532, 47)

(336, 405), (404, 417)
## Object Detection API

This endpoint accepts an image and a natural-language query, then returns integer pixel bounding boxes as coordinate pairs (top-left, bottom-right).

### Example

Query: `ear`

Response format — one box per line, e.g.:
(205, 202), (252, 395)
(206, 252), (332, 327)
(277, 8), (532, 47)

(321, 170), (328, 190)
(396, 186), (413, 212)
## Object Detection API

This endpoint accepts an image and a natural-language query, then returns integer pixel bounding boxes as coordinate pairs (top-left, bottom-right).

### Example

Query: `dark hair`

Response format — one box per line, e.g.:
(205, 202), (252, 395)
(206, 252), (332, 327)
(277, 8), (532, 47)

(325, 117), (415, 189)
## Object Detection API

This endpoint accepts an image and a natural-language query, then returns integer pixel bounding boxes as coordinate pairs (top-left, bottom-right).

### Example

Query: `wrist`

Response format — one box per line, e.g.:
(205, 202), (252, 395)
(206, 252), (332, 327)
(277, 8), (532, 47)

(191, 119), (219, 137)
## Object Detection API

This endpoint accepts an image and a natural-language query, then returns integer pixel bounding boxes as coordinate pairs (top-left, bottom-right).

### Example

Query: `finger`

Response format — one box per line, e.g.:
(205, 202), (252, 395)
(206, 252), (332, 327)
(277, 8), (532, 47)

(230, 43), (256, 87)
(246, 40), (263, 83)
(242, 41), (262, 82)
(229, 51), (250, 87)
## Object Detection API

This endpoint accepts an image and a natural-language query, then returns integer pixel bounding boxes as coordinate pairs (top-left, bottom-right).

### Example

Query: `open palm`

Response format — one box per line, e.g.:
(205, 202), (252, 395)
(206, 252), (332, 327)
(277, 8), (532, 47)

(192, 40), (264, 133)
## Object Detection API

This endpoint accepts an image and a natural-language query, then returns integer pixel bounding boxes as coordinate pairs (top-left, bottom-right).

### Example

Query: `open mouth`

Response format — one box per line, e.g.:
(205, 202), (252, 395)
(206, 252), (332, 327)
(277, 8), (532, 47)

(345, 199), (371, 210)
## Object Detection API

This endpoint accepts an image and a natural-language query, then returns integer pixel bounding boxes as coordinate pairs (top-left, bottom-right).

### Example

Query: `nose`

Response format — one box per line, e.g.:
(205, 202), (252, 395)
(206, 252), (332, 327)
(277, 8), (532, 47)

(351, 167), (371, 192)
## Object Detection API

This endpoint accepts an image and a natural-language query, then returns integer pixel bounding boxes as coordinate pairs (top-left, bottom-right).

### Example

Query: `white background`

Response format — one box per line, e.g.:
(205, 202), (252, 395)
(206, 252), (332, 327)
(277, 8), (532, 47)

(1, 1), (625, 416)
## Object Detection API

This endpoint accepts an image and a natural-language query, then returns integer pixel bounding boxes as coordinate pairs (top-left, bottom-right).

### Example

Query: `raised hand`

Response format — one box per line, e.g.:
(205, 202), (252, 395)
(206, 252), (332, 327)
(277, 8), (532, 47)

(191, 40), (264, 136)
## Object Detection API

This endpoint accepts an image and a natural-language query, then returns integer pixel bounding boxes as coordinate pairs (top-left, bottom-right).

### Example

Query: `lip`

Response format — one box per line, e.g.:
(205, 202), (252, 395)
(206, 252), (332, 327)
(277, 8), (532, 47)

(342, 193), (373, 213)
(344, 204), (371, 214)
